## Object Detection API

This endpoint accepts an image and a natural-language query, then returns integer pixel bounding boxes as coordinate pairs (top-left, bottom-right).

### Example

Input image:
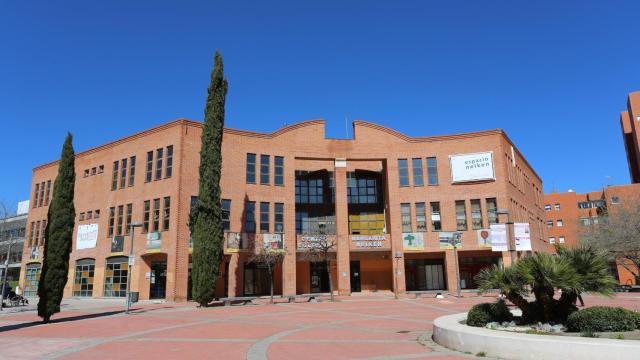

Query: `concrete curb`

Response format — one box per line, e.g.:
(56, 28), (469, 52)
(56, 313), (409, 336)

(432, 312), (640, 360)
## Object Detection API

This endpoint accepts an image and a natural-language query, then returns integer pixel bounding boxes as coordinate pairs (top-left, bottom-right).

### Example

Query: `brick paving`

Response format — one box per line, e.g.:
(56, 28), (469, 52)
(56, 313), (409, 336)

(1, 292), (639, 360)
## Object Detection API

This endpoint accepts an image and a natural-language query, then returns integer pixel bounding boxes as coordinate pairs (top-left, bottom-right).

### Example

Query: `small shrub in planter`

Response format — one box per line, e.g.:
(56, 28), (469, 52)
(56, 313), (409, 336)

(566, 307), (637, 332)
(466, 300), (513, 327)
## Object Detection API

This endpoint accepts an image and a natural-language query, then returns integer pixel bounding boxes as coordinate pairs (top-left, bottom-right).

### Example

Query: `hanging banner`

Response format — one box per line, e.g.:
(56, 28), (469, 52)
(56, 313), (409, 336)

(490, 224), (508, 252)
(514, 223), (532, 251)
(449, 151), (495, 183)
(477, 229), (492, 248)
(76, 224), (99, 250)
(263, 233), (285, 252)
(227, 233), (251, 252)
(439, 232), (461, 249)
(402, 233), (425, 251)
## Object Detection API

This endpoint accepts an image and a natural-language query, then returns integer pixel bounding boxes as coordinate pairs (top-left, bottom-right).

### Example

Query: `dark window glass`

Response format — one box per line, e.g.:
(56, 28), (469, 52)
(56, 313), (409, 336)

(455, 200), (467, 231)
(274, 156), (284, 185)
(260, 155), (270, 184)
(347, 172), (378, 204)
(427, 157), (438, 185)
(155, 148), (163, 180)
(471, 199), (483, 230)
(120, 158), (127, 189)
(143, 200), (150, 232)
(246, 153), (256, 183)
(166, 145), (173, 178)
(401, 203), (412, 232)
(275, 203), (284, 233)
(146, 151), (153, 182)
(39, 182), (44, 207)
(111, 161), (119, 190)
(34, 220), (40, 245)
(222, 199), (231, 231)
(486, 198), (498, 224)
(116, 205), (124, 236)
(430, 202), (442, 231)
(260, 202), (270, 232)
(73, 260), (95, 297)
(153, 198), (160, 231)
(125, 203), (132, 235)
(416, 202), (426, 231)
(129, 156), (136, 186)
(163, 197), (170, 231)
(398, 159), (409, 186)
(33, 183), (39, 208)
(108, 207), (115, 237)
(245, 201), (256, 233)
(45, 180), (51, 206)
(412, 158), (424, 186)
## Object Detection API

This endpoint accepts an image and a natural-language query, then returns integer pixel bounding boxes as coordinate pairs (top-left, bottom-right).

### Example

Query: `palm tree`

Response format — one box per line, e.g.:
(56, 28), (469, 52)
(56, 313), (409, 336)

(476, 263), (532, 320)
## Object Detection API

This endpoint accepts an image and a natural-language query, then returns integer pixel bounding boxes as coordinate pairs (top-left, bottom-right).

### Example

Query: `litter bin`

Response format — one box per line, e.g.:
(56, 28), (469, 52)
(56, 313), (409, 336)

(129, 292), (139, 304)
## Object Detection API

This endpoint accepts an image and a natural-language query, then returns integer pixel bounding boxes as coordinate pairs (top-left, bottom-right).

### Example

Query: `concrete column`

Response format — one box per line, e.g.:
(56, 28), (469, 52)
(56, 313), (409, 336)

(334, 164), (351, 295)
(445, 249), (459, 295)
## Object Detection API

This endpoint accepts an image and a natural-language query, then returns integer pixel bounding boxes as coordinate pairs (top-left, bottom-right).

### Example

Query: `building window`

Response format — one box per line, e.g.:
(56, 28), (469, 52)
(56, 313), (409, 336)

(401, 203), (412, 232)
(544, 204), (551, 212)
(45, 180), (51, 206)
(143, 200), (150, 233)
(245, 201), (256, 233)
(39, 182), (44, 207)
(111, 161), (119, 190)
(33, 220), (40, 246)
(165, 145), (173, 178)
(274, 156), (284, 186)
(222, 199), (231, 231)
(29, 222), (34, 247)
(79, 212), (85, 221)
(415, 202), (427, 231)
(470, 199), (483, 230)
(73, 259), (95, 297)
(163, 197), (171, 231)
(455, 200), (467, 231)
(347, 173), (378, 204)
(98, 165), (104, 173)
(33, 183), (39, 208)
(87, 210), (92, 220)
(120, 158), (127, 189)
(240, 152), (255, 183)
(116, 205), (124, 236)
(155, 148), (163, 180)
(146, 151), (153, 182)
(108, 207), (115, 237)
(580, 217), (590, 226)
(559, 236), (565, 244)
(297, 176), (324, 204)
(546, 220), (553, 228)
(398, 159), (409, 187)
(557, 219), (563, 227)
(611, 196), (620, 204)
(40, 220), (46, 245)
(95, 209), (100, 219)
(84, 169), (89, 177)
(125, 204), (132, 235)
(430, 202), (442, 231)
(427, 157), (438, 185)
(129, 156), (136, 186)
(91, 167), (96, 175)
(412, 158), (424, 186)
(260, 202), (270, 232)
(549, 237), (556, 244)
(104, 257), (128, 297)
(486, 198), (498, 224)
(24, 265), (41, 297)
(260, 155), (270, 185)
(275, 203), (284, 233)
(152, 198), (160, 232)
(554, 203), (560, 211)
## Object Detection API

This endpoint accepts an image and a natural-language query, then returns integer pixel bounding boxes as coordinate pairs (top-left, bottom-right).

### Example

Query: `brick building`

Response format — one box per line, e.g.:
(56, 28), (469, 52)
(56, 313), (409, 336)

(621, 91), (640, 183)
(20, 119), (545, 301)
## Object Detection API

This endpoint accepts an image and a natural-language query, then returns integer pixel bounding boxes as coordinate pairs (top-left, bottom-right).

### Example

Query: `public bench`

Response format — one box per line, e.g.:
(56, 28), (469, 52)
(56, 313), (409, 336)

(286, 294), (319, 303)
(219, 296), (257, 306)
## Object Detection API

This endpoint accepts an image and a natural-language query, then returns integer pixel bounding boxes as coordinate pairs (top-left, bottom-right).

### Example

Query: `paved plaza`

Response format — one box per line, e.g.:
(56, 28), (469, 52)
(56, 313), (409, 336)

(1, 293), (640, 360)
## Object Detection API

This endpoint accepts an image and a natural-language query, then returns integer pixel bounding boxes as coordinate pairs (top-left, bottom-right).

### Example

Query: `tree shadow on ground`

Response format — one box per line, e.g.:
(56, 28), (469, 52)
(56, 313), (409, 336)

(0, 309), (125, 333)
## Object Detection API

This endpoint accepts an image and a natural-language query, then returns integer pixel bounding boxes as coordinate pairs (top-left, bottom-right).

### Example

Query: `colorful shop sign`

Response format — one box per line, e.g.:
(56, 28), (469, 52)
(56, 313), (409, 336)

(351, 234), (387, 249)
(402, 232), (425, 251)
(439, 232), (462, 249)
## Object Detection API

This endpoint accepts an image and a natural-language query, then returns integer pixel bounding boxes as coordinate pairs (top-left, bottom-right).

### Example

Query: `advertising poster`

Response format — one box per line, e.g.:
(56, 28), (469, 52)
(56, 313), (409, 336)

(227, 233), (250, 252)
(514, 223), (532, 251)
(77, 223), (99, 250)
(402, 232), (424, 251)
(263, 233), (285, 252)
(439, 232), (461, 249)
(111, 235), (124, 253)
(449, 151), (495, 183)
(477, 229), (492, 248)
(490, 224), (508, 252)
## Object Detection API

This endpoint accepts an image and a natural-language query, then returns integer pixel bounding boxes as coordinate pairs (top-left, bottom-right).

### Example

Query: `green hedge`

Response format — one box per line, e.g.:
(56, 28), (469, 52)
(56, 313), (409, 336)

(566, 307), (638, 332)
(467, 300), (513, 327)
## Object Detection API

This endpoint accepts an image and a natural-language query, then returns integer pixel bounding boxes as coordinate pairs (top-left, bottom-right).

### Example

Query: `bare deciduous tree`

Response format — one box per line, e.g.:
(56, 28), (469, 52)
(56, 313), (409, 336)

(581, 203), (640, 282)
(248, 241), (284, 304)
(299, 235), (337, 301)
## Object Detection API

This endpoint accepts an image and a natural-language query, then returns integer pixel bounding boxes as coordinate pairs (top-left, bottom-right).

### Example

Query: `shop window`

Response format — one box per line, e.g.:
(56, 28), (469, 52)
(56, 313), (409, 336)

(24, 264), (41, 297)
(103, 257), (128, 297)
(73, 259), (95, 297)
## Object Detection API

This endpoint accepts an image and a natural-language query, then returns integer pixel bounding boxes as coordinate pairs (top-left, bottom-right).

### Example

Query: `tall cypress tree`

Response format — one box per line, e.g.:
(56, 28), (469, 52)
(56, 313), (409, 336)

(189, 51), (228, 307)
(38, 133), (76, 322)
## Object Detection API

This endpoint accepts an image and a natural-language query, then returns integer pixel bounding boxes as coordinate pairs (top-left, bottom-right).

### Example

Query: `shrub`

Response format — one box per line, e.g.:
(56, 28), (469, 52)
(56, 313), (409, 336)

(466, 300), (513, 327)
(566, 307), (637, 332)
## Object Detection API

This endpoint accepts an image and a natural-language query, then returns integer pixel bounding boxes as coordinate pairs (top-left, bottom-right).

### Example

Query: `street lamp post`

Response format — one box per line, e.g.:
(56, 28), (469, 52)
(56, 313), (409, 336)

(450, 232), (462, 298)
(496, 209), (516, 264)
(125, 222), (143, 314)
(0, 235), (14, 311)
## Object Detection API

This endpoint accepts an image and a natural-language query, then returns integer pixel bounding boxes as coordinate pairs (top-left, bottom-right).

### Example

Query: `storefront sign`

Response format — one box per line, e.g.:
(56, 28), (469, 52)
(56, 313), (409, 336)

(477, 229), (492, 248)
(76, 224), (98, 250)
(351, 235), (385, 249)
(490, 224), (508, 252)
(449, 151), (495, 183)
(439, 232), (462, 249)
(263, 233), (285, 251)
(297, 235), (330, 250)
(514, 223), (532, 251)
(227, 233), (251, 252)
(402, 232), (424, 251)
(111, 235), (124, 253)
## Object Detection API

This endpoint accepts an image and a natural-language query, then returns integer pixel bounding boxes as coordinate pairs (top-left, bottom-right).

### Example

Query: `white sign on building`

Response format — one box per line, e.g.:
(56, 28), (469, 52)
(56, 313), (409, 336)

(490, 224), (508, 252)
(514, 223), (532, 251)
(449, 151), (495, 183)
(76, 224), (99, 250)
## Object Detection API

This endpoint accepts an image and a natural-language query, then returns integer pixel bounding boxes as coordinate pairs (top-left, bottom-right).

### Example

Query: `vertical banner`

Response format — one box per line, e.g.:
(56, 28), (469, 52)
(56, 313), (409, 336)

(263, 233), (285, 252)
(77, 224), (99, 250)
(476, 229), (492, 248)
(514, 223), (532, 251)
(402, 232), (425, 251)
(490, 224), (508, 252)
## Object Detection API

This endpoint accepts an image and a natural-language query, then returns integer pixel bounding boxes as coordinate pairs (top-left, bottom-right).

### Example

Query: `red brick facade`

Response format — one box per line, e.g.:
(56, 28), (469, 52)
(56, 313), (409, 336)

(20, 119), (545, 301)
(621, 91), (640, 183)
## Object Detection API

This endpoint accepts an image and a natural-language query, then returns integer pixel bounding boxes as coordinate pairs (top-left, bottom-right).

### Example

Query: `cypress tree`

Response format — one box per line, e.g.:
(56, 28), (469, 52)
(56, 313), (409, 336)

(189, 51), (228, 307)
(38, 133), (76, 322)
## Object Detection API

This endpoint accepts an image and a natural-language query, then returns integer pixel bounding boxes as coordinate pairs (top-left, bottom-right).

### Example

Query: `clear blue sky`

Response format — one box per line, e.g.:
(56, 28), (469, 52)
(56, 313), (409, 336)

(2, 1), (639, 212)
